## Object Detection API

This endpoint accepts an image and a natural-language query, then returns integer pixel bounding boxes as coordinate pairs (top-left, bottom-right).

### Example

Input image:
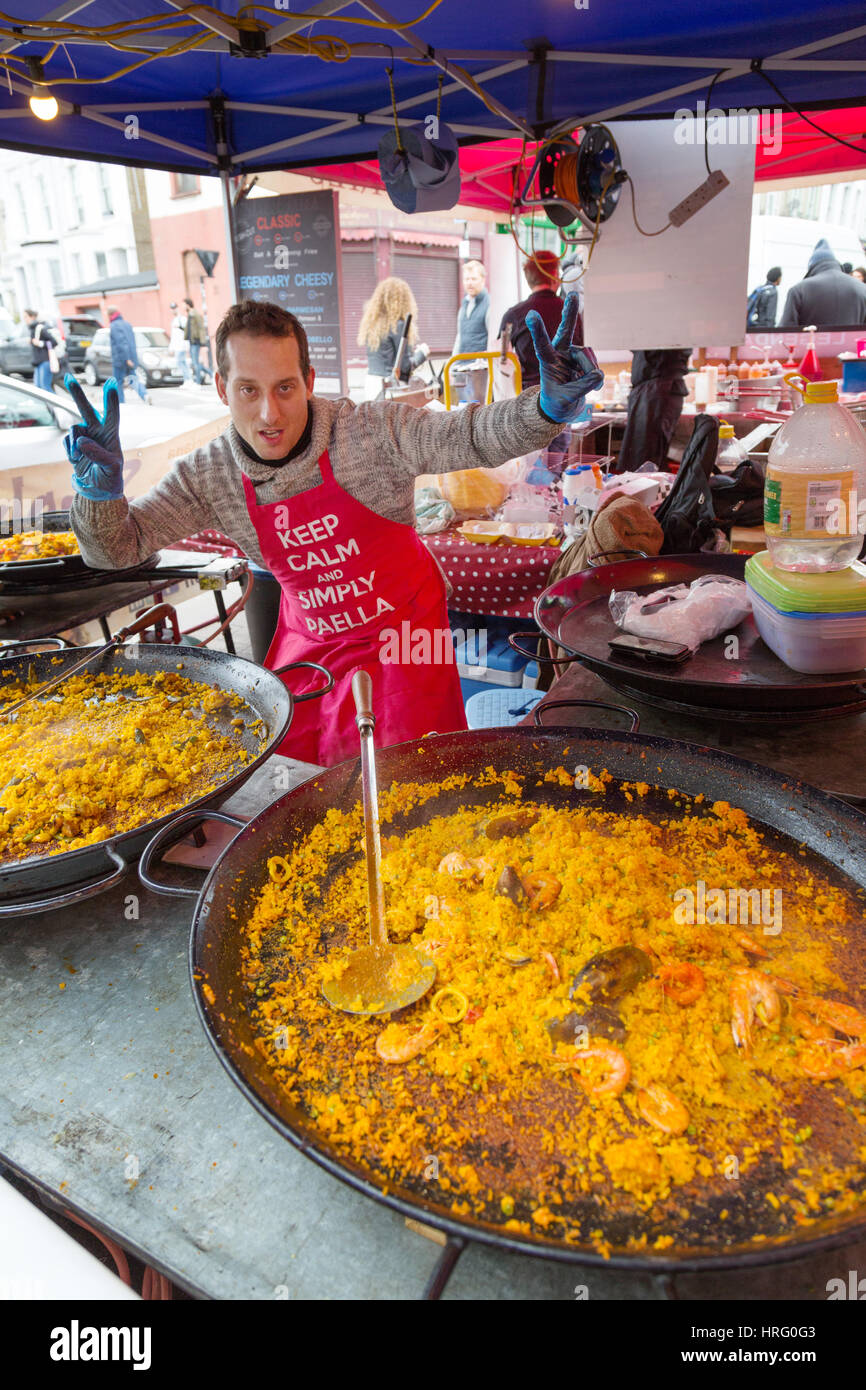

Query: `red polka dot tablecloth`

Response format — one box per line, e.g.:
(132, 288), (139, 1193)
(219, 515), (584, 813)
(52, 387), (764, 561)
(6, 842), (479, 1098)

(420, 532), (560, 620)
(173, 530), (245, 559)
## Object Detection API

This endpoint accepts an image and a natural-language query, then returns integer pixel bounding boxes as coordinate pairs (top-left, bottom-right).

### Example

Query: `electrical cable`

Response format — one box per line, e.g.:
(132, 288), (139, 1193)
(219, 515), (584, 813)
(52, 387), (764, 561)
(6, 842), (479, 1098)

(180, 569), (254, 646)
(752, 66), (866, 156)
(64, 1211), (132, 1286)
(704, 69), (725, 177)
(626, 176), (671, 237)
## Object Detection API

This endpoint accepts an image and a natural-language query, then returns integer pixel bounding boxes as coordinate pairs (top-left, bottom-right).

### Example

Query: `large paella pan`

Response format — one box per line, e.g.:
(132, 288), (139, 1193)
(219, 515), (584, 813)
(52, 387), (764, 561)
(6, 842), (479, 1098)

(143, 726), (866, 1271)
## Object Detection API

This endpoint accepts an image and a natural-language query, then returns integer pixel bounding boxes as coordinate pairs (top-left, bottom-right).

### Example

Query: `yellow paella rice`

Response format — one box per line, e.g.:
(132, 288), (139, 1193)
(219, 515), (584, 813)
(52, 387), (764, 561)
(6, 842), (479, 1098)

(0, 663), (265, 862)
(239, 770), (866, 1253)
(0, 530), (79, 562)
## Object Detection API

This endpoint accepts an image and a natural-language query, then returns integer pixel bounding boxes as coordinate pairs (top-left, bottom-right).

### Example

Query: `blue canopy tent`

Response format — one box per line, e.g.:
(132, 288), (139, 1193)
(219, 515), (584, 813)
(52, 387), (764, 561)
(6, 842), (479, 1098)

(1, 1), (865, 288)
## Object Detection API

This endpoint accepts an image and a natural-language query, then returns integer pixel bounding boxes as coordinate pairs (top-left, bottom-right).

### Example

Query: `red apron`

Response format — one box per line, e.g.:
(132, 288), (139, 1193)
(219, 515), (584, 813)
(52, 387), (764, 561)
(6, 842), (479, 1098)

(242, 451), (467, 766)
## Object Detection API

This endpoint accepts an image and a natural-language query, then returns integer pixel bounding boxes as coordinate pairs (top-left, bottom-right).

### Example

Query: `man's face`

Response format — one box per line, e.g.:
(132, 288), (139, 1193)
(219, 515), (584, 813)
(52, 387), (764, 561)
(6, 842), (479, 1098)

(463, 265), (485, 298)
(216, 331), (315, 460)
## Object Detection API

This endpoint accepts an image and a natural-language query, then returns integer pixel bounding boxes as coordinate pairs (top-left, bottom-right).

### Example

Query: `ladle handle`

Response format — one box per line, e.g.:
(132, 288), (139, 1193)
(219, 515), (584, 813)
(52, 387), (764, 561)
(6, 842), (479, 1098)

(352, 669), (374, 729)
(352, 669), (386, 946)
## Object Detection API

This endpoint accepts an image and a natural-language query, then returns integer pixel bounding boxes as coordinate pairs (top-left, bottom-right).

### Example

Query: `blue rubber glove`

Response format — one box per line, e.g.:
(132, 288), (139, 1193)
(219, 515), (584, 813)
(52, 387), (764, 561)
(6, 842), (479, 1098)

(63, 375), (124, 501)
(527, 293), (605, 424)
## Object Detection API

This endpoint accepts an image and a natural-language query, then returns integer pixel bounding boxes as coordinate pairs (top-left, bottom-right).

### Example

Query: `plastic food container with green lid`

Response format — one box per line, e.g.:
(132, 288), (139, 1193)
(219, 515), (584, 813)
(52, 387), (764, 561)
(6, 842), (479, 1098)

(745, 550), (866, 673)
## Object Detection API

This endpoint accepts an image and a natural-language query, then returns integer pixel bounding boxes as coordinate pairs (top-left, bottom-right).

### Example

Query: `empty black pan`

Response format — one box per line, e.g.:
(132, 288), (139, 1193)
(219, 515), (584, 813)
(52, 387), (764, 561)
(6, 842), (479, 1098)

(533, 553), (866, 720)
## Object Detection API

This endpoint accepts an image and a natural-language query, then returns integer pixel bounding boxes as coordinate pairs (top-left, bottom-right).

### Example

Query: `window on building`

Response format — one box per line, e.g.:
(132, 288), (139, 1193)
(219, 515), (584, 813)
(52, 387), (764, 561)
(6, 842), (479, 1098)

(49, 260), (63, 293)
(71, 252), (82, 283)
(95, 251), (108, 279)
(68, 167), (84, 227)
(37, 176), (53, 233)
(15, 185), (28, 236)
(98, 165), (114, 216)
(108, 248), (128, 276)
(171, 171), (200, 197)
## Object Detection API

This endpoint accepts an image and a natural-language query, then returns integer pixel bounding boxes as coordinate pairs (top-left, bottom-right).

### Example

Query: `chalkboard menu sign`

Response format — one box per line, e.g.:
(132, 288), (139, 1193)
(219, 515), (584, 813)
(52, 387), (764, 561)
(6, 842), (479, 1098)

(233, 189), (347, 395)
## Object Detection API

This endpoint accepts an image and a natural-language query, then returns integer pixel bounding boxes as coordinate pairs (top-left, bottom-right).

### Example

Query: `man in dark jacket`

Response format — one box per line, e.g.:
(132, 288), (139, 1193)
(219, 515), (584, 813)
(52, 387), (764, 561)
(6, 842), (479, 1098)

(498, 251), (583, 389)
(452, 260), (489, 404)
(747, 267), (781, 330)
(616, 348), (691, 473)
(108, 308), (147, 403)
(779, 240), (866, 328)
(24, 308), (57, 393)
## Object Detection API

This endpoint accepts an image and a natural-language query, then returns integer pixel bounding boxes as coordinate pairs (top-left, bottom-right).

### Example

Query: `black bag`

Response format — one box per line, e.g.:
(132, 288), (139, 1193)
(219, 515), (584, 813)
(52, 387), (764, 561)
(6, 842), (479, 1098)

(710, 460), (766, 529)
(654, 414), (719, 553)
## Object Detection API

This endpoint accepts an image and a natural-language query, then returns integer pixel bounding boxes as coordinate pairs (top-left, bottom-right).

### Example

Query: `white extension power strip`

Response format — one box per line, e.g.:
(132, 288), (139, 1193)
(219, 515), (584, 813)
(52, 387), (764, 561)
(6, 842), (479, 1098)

(668, 169), (730, 227)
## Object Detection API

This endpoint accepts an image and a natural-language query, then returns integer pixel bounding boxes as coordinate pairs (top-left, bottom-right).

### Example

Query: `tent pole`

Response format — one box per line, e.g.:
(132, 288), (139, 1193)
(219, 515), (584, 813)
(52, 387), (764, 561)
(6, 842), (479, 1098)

(221, 171), (240, 304)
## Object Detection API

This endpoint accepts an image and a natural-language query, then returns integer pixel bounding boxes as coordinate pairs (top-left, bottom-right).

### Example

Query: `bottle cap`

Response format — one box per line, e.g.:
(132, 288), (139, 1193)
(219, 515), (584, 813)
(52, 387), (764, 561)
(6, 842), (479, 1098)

(784, 372), (838, 404)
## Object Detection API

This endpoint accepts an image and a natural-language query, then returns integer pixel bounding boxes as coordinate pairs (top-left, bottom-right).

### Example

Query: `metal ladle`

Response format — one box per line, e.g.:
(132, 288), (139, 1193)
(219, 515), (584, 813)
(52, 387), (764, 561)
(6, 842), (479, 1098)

(322, 670), (436, 1016)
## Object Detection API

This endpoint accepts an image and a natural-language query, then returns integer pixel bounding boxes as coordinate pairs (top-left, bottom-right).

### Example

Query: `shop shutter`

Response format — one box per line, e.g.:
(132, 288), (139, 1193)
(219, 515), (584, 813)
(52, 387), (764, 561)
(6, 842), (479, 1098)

(392, 251), (460, 354)
(341, 246), (377, 364)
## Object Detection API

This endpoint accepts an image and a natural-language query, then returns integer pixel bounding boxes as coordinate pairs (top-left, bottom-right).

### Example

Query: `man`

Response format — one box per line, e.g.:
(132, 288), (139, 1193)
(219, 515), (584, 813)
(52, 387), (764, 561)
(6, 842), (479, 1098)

(169, 302), (192, 384)
(25, 308), (57, 393)
(498, 252), (583, 389)
(746, 267), (782, 330)
(452, 260), (489, 404)
(107, 307), (147, 404)
(184, 296), (210, 385)
(616, 348), (691, 473)
(779, 239), (866, 328)
(65, 297), (602, 767)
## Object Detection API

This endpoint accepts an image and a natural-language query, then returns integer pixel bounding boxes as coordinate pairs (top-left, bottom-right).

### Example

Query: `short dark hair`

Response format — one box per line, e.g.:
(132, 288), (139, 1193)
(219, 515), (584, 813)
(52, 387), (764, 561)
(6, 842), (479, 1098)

(767, 266), (782, 284)
(184, 297), (193, 307)
(215, 299), (311, 380)
(24, 307), (37, 317)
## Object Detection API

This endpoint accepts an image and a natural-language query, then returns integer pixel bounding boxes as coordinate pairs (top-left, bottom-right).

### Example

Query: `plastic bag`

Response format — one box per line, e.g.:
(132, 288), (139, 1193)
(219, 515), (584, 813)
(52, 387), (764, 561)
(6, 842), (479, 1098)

(414, 487), (455, 534)
(609, 575), (751, 652)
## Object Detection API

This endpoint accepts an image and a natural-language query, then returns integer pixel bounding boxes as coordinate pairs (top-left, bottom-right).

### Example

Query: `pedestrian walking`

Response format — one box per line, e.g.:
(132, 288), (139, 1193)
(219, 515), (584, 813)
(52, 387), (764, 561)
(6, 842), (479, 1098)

(107, 307), (148, 404)
(169, 302), (192, 383)
(25, 308), (58, 393)
(184, 297), (210, 385)
(452, 260), (490, 404)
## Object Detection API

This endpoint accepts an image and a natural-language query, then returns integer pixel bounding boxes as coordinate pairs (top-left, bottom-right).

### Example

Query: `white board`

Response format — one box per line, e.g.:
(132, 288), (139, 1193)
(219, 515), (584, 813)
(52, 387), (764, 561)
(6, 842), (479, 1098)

(583, 119), (755, 350)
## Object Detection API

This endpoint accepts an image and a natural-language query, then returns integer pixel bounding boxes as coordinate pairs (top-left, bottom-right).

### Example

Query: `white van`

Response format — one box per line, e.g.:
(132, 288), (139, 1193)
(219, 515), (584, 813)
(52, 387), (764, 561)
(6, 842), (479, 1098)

(747, 215), (865, 325)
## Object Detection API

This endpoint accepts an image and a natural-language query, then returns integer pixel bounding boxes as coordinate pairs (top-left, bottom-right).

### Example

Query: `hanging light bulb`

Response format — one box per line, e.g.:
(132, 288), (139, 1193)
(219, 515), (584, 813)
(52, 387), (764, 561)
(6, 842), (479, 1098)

(26, 57), (58, 121)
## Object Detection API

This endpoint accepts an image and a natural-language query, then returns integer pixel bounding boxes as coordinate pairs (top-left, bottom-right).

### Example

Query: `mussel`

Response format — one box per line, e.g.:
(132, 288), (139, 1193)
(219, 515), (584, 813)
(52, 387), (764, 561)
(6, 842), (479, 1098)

(493, 864), (526, 905)
(546, 1004), (627, 1046)
(569, 945), (653, 1004)
(477, 809), (539, 840)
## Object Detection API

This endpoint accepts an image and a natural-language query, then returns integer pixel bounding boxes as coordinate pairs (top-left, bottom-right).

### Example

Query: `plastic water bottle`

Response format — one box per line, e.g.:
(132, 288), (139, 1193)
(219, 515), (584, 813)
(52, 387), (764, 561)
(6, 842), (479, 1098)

(765, 375), (866, 571)
(715, 422), (749, 474)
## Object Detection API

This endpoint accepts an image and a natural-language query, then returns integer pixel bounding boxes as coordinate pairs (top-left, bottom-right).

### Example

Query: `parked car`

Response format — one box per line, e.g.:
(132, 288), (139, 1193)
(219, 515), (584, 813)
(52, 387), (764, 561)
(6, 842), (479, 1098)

(0, 321), (39, 378)
(0, 373), (227, 481)
(61, 316), (102, 371)
(83, 327), (183, 388)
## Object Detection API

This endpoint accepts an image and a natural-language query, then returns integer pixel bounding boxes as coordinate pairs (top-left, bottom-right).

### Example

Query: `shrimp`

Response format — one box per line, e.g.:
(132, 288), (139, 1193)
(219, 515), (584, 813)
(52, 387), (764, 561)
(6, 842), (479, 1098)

(636, 1083), (690, 1136)
(730, 968), (782, 1054)
(791, 995), (866, 1080)
(375, 1018), (445, 1064)
(437, 852), (490, 881)
(733, 930), (773, 959)
(657, 961), (705, 1006)
(423, 894), (453, 920)
(555, 1044), (631, 1097)
(522, 872), (562, 911)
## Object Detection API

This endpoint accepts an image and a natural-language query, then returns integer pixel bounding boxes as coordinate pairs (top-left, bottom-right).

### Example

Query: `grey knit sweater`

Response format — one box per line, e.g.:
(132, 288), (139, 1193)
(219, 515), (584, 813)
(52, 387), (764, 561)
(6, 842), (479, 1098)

(71, 389), (562, 570)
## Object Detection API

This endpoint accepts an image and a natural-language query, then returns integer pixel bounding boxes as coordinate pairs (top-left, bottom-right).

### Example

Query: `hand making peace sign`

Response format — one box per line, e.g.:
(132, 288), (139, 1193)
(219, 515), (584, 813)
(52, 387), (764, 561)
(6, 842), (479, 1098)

(526, 293), (605, 423)
(63, 375), (125, 501)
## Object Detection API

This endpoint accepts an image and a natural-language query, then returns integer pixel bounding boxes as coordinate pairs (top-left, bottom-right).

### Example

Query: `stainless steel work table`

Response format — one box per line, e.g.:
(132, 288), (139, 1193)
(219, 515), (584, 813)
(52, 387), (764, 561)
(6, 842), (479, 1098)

(2, 753), (865, 1301)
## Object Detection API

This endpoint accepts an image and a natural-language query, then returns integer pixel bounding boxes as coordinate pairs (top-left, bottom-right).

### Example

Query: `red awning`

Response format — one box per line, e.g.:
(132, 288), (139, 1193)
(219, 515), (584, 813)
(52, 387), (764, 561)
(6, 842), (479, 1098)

(299, 111), (866, 217)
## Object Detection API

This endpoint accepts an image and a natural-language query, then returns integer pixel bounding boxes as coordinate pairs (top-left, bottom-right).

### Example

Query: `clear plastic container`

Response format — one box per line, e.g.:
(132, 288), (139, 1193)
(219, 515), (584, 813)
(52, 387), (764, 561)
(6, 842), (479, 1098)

(764, 375), (866, 571)
(715, 422), (749, 474)
(748, 587), (866, 673)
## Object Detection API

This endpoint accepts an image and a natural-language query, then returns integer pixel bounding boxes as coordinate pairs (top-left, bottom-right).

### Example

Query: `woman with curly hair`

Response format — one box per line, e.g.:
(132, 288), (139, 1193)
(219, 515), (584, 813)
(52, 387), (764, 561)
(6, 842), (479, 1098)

(357, 277), (429, 400)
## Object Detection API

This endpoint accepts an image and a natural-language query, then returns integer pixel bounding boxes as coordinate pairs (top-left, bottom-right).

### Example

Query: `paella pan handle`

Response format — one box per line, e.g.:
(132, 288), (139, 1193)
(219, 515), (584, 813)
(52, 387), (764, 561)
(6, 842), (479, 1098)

(533, 698), (640, 733)
(138, 809), (246, 898)
(272, 659), (335, 704)
(587, 549), (648, 568)
(0, 845), (127, 918)
(507, 631), (577, 666)
(0, 635), (70, 656)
